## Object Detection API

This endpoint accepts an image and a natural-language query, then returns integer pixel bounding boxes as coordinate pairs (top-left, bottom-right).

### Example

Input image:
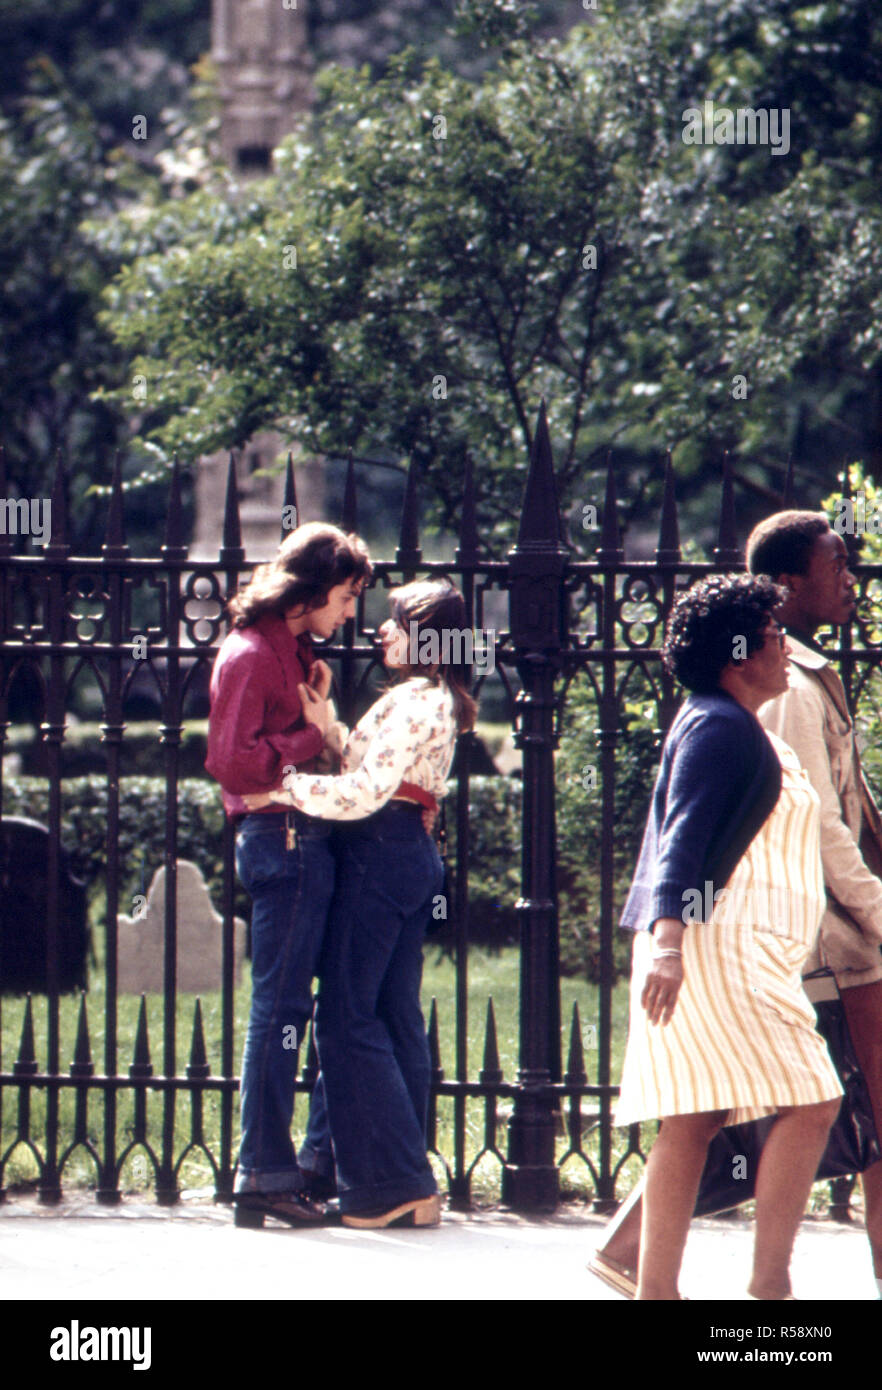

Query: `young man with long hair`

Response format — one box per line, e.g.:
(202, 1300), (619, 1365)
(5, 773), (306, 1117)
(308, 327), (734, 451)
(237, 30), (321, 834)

(206, 522), (371, 1227)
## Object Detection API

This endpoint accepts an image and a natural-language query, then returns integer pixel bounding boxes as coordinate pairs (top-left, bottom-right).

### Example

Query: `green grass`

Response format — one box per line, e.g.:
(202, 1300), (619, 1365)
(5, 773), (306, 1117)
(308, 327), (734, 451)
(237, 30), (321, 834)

(422, 945), (641, 1202)
(0, 946), (844, 1218)
(1, 945), (637, 1205)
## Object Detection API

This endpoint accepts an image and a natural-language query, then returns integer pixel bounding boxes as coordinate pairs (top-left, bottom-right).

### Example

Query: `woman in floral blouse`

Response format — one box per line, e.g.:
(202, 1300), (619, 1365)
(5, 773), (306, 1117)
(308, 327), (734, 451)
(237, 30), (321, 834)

(244, 577), (477, 1228)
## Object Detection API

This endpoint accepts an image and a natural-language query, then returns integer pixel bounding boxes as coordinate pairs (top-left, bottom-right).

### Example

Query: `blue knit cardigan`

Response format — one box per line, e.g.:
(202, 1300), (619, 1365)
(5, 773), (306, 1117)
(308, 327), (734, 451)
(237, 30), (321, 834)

(620, 691), (782, 933)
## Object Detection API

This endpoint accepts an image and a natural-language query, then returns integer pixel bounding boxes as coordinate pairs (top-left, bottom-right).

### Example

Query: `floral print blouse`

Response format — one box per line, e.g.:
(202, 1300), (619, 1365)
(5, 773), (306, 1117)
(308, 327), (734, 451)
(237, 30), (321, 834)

(271, 677), (458, 819)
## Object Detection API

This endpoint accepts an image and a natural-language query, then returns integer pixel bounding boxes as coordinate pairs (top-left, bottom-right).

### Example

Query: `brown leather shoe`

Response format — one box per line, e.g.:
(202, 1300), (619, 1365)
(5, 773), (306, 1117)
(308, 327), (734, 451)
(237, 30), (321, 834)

(233, 1190), (326, 1228)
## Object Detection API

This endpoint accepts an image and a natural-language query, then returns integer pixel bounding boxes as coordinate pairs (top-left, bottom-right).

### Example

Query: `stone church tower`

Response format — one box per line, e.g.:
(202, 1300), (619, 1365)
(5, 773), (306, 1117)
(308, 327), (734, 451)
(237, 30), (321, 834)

(193, 1), (322, 560)
(212, 0), (313, 173)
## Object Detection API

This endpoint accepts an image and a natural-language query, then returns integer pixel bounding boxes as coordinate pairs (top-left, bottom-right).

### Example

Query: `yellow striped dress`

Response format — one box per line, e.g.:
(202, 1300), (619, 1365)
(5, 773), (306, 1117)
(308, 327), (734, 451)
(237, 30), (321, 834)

(615, 731), (843, 1126)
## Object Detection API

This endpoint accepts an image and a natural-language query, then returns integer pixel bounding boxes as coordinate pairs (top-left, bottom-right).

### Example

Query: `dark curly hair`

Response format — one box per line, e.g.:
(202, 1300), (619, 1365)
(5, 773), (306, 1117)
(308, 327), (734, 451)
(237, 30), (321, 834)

(661, 573), (786, 693)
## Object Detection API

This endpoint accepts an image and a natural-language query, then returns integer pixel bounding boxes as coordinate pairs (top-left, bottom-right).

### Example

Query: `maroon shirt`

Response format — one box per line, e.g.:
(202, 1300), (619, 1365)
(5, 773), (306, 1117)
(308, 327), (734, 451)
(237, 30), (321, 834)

(205, 614), (324, 819)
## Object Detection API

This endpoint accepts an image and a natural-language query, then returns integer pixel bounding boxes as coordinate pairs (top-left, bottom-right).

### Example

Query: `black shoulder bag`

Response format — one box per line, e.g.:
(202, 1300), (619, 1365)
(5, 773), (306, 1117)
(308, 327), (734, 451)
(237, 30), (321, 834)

(693, 969), (881, 1216)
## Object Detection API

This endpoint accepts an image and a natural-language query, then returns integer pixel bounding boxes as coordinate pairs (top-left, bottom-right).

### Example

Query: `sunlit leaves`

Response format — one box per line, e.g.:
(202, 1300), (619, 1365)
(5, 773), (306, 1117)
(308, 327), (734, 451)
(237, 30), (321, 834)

(94, 0), (882, 537)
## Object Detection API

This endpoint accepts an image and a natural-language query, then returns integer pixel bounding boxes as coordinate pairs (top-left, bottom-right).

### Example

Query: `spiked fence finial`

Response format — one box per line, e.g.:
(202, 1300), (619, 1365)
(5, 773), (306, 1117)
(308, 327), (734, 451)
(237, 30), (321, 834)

(395, 458), (422, 572)
(45, 453), (70, 558)
(516, 400), (564, 550)
(186, 999), (210, 1079)
(455, 453), (479, 564)
(713, 453), (739, 565)
(102, 453), (129, 560)
(654, 452), (680, 562)
(479, 998), (503, 1086)
(162, 457), (188, 559)
(220, 452), (244, 563)
(342, 451), (357, 534)
(596, 452), (624, 562)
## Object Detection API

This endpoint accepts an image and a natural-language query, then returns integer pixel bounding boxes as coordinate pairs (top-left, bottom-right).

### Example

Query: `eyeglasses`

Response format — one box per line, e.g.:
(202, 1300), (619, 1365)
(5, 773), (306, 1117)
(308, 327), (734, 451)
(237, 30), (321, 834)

(763, 622), (786, 647)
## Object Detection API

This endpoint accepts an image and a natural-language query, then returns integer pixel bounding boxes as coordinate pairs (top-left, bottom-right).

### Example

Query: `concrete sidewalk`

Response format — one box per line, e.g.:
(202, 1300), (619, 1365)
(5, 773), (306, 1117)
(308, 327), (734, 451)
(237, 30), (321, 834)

(0, 1194), (878, 1302)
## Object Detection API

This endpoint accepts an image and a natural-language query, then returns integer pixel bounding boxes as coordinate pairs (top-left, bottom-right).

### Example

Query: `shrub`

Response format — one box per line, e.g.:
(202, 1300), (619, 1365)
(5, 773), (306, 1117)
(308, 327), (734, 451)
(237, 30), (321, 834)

(1, 775), (228, 909)
(444, 776), (522, 950)
(443, 686), (659, 984)
(1, 717), (658, 989)
(555, 677), (659, 982)
(4, 721), (209, 779)
(822, 465), (882, 804)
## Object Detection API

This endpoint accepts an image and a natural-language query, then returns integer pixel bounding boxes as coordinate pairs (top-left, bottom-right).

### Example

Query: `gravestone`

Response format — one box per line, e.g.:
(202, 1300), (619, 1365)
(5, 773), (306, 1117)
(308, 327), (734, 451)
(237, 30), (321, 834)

(117, 859), (246, 994)
(0, 817), (89, 994)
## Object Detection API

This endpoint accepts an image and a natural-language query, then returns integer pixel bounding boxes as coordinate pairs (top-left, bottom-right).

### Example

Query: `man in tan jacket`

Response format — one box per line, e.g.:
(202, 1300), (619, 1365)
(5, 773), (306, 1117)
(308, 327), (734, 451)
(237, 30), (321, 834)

(590, 510), (882, 1300)
(747, 512), (882, 1297)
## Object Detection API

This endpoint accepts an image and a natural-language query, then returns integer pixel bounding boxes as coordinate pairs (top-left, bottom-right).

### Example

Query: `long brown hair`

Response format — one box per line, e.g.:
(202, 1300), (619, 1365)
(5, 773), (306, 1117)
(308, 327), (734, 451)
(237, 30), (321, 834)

(228, 522), (372, 628)
(388, 577), (479, 733)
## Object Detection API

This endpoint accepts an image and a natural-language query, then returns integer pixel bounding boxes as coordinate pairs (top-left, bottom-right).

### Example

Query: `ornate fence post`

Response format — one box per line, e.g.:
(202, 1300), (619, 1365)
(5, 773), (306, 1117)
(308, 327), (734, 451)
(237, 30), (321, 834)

(502, 404), (568, 1211)
(592, 456), (625, 1210)
(96, 456), (129, 1205)
(39, 455), (71, 1204)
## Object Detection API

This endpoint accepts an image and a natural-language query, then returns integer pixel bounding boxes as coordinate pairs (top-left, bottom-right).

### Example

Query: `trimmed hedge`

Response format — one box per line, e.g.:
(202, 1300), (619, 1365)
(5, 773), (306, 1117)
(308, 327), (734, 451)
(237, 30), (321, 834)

(5, 721), (210, 780)
(445, 776), (522, 950)
(442, 714), (657, 983)
(1, 727), (655, 984)
(1, 774), (525, 944)
(1, 776), (227, 909)
(555, 678), (658, 982)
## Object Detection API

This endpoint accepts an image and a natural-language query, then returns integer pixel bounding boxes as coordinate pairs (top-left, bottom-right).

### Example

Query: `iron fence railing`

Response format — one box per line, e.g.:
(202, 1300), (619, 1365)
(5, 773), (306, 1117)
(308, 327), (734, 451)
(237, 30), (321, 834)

(0, 413), (876, 1213)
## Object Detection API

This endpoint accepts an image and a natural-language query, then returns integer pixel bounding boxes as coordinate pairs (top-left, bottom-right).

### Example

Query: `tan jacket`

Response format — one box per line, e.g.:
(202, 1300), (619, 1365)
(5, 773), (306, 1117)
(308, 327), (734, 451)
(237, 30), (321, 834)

(758, 634), (882, 998)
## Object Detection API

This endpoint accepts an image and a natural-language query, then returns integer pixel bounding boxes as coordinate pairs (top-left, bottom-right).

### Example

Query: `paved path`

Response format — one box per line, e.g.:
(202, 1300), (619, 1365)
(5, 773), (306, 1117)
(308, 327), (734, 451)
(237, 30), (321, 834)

(0, 1194), (878, 1303)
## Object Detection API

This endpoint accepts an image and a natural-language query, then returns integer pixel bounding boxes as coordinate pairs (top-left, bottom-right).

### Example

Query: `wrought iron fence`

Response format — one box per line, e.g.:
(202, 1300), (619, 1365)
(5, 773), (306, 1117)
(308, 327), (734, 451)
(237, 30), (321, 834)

(0, 410), (876, 1213)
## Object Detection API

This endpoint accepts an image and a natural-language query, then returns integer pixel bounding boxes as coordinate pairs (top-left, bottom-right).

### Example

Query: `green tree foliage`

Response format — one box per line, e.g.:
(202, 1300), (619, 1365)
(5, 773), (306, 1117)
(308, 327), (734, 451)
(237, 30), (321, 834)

(95, 0), (882, 540)
(97, 39), (649, 538)
(0, 82), (132, 513)
(310, 0), (590, 75)
(0, 3), (211, 538)
(821, 464), (882, 803)
(0, 42), (209, 540)
(0, 0), (211, 144)
(622, 0), (882, 484)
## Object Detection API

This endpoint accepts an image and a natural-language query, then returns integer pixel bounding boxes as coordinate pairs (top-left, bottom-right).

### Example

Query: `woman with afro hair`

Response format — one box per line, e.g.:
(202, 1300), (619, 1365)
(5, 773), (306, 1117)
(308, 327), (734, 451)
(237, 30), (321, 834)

(614, 573), (842, 1300)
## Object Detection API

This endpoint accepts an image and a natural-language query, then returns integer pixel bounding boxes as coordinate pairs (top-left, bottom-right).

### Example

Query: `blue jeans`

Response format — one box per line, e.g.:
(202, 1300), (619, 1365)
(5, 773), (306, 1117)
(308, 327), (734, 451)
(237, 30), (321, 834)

(233, 811), (334, 1195)
(298, 1074), (333, 1179)
(315, 803), (444, 1213)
